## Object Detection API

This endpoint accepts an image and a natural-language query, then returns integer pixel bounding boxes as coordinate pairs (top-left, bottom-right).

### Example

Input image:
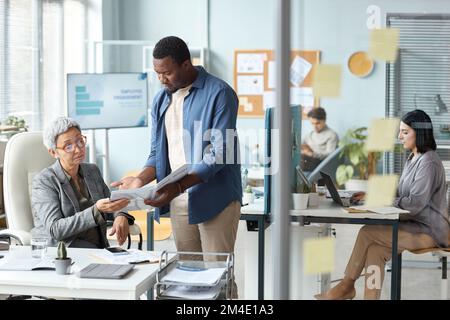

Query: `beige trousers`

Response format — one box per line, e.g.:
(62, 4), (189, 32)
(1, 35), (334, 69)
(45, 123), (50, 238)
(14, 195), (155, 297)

(344, 225), (436, 300)
(170, 200), (241, 298)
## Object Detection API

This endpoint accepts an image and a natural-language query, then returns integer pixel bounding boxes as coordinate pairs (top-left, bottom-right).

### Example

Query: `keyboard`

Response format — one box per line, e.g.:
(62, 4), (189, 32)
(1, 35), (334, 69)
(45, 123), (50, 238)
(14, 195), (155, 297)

(77, 263), (134, 279)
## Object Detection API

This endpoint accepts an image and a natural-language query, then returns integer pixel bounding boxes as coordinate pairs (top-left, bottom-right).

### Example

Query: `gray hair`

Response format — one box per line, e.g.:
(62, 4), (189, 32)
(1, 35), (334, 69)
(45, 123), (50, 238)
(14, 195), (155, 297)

(43, 116), (81, 150)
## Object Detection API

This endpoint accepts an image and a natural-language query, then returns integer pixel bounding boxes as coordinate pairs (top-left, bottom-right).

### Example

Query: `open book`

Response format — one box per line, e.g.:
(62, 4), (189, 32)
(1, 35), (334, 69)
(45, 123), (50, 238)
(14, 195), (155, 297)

(0, 257), (59, 271)
(110, 164), (189, 204)
(345, 206), (409, 215)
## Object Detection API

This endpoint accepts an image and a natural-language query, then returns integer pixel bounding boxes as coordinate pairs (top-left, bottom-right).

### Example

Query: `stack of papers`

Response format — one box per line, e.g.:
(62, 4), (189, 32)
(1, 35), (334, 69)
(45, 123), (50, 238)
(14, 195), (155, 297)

(90, 249), (162, 265)
(345, 206), (409, 214)
(161, 284), (223, 300)
(161, 266), (226, 286)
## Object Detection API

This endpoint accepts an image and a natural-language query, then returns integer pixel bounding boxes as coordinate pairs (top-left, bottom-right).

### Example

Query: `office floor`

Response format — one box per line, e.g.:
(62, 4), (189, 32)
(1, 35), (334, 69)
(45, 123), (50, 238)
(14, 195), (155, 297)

(0, 222), (446, 300)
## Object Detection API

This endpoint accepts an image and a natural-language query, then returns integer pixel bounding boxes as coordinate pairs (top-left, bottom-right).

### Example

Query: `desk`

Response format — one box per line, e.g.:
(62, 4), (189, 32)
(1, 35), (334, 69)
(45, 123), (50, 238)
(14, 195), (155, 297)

(291, 198), (401, 300)
(0, 246), (161, 300)
(146, 203), (270, 300)
(242, 197), (402, 300)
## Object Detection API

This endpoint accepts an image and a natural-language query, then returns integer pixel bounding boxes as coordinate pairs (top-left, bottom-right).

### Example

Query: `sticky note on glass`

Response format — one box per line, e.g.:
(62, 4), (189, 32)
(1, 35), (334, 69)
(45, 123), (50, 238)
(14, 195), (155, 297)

(303, 237), (334, 275)
(312, 64), (342, 98)
(369, 28), (399, 62)
(365, 174), (399, 208)
(366, 118), (399, 152)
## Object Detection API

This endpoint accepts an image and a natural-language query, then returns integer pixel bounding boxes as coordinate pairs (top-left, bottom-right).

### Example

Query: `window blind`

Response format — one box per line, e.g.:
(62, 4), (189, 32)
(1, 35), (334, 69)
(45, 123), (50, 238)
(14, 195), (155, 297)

(385, 14), (450, 176)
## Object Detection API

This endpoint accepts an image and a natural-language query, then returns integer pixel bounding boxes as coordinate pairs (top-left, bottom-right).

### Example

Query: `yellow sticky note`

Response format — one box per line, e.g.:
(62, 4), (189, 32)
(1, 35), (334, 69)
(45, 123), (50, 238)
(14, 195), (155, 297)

(312, 64), (342, 98)
(366, 118), (400, 152)
(365, 174), (399, 208)
(303, 237), (334, 275)
(369, 28), (399, 62)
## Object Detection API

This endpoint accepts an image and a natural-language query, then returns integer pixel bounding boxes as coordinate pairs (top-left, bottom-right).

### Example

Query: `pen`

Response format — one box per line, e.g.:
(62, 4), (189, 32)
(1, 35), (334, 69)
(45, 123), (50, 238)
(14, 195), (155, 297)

(129, 260), (159, 265)
(0, 255), (3, 259)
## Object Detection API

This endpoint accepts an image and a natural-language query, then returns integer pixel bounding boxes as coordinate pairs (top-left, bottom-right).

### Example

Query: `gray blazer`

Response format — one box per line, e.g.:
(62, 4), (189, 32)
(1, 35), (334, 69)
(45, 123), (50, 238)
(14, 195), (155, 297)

(394, 151), (450, 247)
(31, 160), (128, 247)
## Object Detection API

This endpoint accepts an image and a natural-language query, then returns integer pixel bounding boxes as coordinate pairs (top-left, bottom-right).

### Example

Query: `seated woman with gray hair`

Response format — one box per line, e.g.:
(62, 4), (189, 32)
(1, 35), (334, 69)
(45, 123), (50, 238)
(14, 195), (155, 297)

(31, 116), (134, 248)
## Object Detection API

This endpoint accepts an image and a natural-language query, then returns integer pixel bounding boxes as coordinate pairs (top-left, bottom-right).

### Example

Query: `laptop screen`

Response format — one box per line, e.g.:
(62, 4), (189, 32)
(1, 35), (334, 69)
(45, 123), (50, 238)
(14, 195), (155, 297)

(319, 171), (344, 206)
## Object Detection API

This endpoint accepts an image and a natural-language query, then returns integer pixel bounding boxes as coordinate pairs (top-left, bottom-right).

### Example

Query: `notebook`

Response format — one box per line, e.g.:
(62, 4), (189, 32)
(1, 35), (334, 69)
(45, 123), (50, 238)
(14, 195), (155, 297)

(77, 263), (134, 279)
(0, 257), (58, 271)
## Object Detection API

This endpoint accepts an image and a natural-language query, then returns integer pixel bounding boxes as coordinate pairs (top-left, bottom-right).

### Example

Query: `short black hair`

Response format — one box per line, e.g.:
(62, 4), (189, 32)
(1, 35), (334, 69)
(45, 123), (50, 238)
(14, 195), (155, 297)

(401, 109), (436, 153)
(307, 107), (326, 121)
(153, 36), (191, 65)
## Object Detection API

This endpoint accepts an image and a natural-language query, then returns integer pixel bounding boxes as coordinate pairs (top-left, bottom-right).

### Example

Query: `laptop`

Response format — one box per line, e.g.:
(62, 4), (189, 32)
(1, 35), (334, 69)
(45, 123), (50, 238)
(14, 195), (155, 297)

(319, 171), (361, 207)
(77, 263), (135, 279)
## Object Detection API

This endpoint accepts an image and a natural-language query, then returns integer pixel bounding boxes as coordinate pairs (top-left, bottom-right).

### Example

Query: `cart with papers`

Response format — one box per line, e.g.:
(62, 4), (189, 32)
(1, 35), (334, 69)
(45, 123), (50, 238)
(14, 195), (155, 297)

(154, 250), (234, 300)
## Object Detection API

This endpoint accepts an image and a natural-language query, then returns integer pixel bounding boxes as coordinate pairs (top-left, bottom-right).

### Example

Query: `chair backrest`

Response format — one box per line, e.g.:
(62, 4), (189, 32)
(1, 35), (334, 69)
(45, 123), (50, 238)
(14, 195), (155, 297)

(3, 132), (54, 232)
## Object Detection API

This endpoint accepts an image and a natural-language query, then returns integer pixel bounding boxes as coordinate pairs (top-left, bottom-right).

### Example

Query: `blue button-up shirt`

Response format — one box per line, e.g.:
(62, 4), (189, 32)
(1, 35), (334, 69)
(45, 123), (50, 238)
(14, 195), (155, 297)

(145, 66), (242, 224)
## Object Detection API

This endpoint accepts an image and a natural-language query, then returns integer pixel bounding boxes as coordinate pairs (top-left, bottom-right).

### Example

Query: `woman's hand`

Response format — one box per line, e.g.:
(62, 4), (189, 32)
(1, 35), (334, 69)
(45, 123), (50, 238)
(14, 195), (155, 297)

(95, 198), (130, 213)
(108, 215), (129, 246)
(351, 191), (366, 202)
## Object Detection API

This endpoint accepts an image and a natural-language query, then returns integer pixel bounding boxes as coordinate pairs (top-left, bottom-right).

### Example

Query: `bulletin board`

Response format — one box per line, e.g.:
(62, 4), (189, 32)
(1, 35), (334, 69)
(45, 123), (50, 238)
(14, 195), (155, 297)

(233, 50), (321, 118)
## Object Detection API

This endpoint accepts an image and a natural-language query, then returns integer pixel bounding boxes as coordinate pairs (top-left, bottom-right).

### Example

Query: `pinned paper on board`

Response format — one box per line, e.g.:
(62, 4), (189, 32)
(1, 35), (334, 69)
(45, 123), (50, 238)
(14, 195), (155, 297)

(290, 55), (312, 87)
(365, 174), (399, 208)
(368, 28), (399, 62)
(268, 61), (276, 89)
(303, 237), (334, 275)
(263, 91), (275, 110)
(312, 64), (342, 98)
(366, 118), (400, 152)
(237, 53), (266, 73)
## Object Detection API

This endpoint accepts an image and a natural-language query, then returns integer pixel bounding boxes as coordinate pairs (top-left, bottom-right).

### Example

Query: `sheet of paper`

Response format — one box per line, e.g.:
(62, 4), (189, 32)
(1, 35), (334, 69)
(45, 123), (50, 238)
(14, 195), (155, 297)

(290, 55), (312, 87)
(348, 206), (408, 214)
(92, 249), (162, 264)
(0, 257), (55, 271)
(290, 87), (314, 107)
(237, 53), (266, 73)
(366, 118), (399, 152)
(312, 64), (342, 98)
(161, 284), (222, 300)
(368, 28), (399, 62)
(161, 266), (226, 285)
(303, 237), (334, 275)
(268, 61), (276, 89)
(237, 75), (264, 95)
(365, 174), (399, 208)
(263, 91), (275, 110)
(110, 164), (189, 201)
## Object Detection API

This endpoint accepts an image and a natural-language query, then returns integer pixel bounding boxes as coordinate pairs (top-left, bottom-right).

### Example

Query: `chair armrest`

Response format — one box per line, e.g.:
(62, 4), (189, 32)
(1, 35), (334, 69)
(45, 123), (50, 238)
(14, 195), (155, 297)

(0, 229), (31, 245)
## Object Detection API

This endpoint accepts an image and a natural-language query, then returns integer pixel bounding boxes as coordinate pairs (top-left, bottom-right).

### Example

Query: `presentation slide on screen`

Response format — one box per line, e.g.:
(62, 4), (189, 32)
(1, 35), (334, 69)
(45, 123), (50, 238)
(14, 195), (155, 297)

(67, 73), (148, 129)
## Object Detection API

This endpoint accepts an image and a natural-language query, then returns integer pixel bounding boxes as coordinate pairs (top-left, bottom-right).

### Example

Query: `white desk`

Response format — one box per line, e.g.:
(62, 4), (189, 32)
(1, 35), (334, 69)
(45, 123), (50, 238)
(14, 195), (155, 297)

(0, 246), (161, 300)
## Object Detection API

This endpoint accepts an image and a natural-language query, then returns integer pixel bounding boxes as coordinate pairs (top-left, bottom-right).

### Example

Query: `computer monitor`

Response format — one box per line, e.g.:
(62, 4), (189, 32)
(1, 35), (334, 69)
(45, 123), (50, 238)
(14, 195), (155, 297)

(67, 73), (148, 129)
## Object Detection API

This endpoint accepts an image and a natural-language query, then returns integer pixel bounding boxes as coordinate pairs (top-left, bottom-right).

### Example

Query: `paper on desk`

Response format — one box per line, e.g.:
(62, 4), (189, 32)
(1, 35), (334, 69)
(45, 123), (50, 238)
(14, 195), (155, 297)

(312, 64), (342, 98)
(110, 164), (189, 202)
(368, 28), (399, 62)
(91, 249), (162, 264)
(161, 267), (226, 285)
(365, 174), (398, 208)
(303, 237), (334, 275)
(366, 118), (399, 152)
(161, 284), (222, 300)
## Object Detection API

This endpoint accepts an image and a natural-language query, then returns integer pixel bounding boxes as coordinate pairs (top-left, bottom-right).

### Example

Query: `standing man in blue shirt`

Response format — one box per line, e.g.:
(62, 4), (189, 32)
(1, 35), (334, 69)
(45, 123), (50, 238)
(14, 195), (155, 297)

(112, 36), (242, 267)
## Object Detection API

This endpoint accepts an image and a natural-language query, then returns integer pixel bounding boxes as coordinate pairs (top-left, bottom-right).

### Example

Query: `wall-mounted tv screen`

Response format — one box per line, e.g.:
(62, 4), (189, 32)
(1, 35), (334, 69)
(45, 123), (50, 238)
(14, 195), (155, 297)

(67, 73), (148, 129)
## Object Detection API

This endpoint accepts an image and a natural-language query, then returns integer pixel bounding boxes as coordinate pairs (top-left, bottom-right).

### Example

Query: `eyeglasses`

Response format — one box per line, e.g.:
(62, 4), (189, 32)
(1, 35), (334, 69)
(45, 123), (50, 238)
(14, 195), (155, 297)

(56, 135), (87, 153)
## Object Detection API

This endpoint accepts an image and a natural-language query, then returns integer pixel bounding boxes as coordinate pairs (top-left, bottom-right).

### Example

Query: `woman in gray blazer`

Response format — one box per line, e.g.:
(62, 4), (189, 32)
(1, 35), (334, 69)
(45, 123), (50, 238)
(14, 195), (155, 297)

(31, 117), (133, 248)
(316, 109), (449, 300)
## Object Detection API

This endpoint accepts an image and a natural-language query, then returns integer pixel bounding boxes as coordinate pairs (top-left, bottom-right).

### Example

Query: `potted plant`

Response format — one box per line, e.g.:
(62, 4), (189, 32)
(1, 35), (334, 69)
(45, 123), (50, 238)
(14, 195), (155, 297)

(335, 127), (381, 190)
(292, 166), (310, 210)
(54, 241), (72, 275)
(242, 185), (255, 204)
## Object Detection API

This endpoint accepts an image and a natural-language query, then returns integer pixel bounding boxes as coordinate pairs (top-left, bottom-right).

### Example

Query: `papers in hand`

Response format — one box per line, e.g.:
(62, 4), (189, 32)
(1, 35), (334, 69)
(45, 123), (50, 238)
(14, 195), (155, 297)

(110, 165), (189, 206)
(346, 206), (409, 215)
(91, 249), (161, 265)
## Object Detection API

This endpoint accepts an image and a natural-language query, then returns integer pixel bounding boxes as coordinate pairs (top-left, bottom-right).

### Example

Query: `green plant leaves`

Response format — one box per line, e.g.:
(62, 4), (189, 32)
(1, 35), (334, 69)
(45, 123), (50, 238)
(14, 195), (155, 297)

(336, 165), (354, 186)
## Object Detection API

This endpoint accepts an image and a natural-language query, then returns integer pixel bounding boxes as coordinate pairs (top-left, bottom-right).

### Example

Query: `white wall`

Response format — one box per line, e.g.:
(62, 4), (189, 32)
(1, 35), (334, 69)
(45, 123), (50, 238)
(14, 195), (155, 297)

(101, 0), (450, 182)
